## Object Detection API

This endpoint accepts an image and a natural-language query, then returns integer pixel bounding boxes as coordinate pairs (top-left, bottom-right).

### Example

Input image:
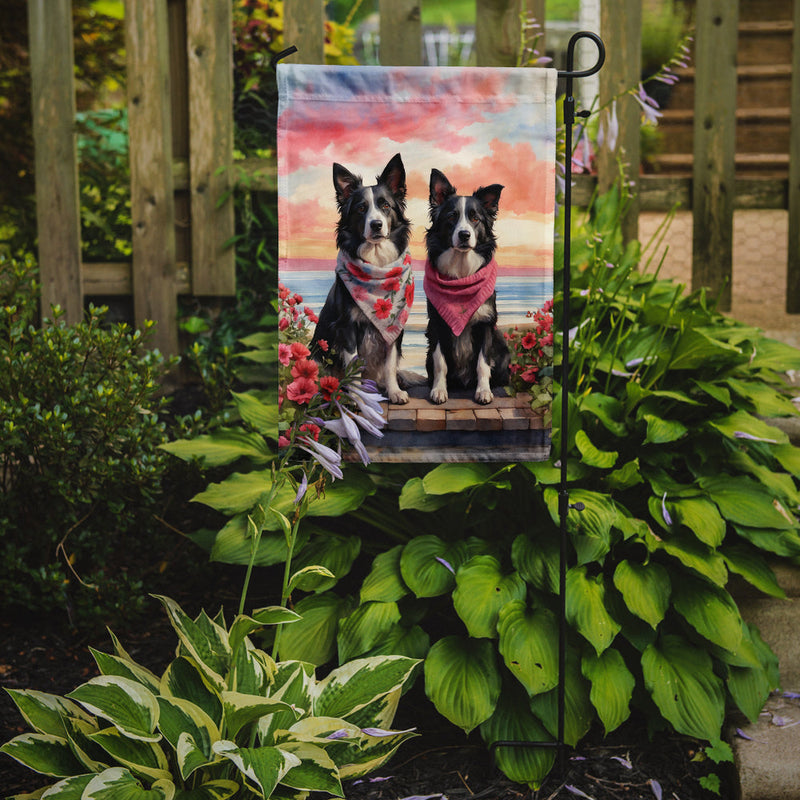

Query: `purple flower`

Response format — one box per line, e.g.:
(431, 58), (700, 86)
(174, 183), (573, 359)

(326, 729), (350, 740)
(293, 472), (308, 505)
(565, 786), (595, 799)
(633, 83), (662, 125)
(297, 436), (343, 480)
(734, 431), (779, 444)
(598, 100), (619, 153)
(611, 755), (632, 769)
(435, 556), (455, 574)
(736, 727), (755, 741)
(649, 779), (663, 800)
(661, 492), (673, 526)
(362, 726), (416, 737)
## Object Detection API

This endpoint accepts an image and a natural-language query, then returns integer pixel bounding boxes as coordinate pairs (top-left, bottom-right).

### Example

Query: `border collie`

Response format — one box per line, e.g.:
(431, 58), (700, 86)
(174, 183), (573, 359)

(310, 153), (414, 404)
(424, 168), (510, 405)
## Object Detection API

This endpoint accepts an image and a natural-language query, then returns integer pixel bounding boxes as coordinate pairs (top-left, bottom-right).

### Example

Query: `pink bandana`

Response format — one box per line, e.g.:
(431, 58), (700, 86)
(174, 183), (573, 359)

(423, 258), (499, 336)
(335, 250), (415, 345)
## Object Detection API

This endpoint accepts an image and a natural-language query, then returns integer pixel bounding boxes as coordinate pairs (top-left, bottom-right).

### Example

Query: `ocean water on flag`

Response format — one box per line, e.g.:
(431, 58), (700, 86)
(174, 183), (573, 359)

(282, 265), (552, 375)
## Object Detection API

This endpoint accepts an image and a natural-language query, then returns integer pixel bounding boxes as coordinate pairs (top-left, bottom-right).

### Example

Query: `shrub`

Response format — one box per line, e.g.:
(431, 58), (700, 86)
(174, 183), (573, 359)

(0, 253), (175, 623)
(1, 595), (419, 798)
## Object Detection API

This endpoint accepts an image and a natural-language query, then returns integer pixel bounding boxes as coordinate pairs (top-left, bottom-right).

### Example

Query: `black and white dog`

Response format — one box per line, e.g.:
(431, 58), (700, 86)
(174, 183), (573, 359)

(424, 169), (510, 405)
(311, 154), (414, 404)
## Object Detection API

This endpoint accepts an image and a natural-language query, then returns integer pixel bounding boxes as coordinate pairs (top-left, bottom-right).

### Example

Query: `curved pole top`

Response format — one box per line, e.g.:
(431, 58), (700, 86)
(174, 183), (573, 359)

(557, 31), (605, 80)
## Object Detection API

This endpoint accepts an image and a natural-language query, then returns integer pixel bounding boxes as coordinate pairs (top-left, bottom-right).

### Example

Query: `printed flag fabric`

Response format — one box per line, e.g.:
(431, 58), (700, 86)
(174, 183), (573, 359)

(277, 64), (556, 463)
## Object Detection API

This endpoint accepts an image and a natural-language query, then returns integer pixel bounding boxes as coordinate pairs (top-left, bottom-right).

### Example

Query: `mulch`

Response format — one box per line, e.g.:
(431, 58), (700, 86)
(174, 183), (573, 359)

(0, 584), (732, 800)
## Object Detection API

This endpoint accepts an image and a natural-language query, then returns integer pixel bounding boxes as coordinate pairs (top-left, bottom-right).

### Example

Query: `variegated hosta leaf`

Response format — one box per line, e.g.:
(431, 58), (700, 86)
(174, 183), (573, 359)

(275, 741), (343, 796)
(81, 767), (175, 799)
(154, 596), (231, 690)
(4, 689), (94, 737)
(565, 566), (621, 655)
(312, 656), (420, 722)
(88, 727), (171, 782)
(212, 741), (300, 798)
(156, 696), (219, 778)
(424, 636), (501, 734)
(360, 545), (409, 604)
(642, 634), (725, 741)
(220, 691), (299, 740)
(61, 716), (107, 773)
(496, 601), (559, 697)
(258, 662), (315, 745)
(337, 601), (401, 663)
(612, 560), (671, 629)
(480, 681), (555, 790)
(39, 773), (94, 798)
(90, 649), (161, 694)
(230, 640), (276, 696)
(160, 657), (222, 727)
(66, 676), (160, 742)
(581, 649), (635, 735)
(334, 726), (418, 781)
(452, 556), (526, 639)
(176, 732), (216, 783)
(0, 732), (85, 777)
(170, 779), (239, 799)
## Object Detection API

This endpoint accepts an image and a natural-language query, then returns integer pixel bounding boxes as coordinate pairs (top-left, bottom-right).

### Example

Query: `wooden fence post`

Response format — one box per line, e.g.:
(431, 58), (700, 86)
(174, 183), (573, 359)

(787, 0), (800, 313)
(28, 0), (83, 325)
(284, 0), (325, 64)
(475, 0), (541, 67)
(597, 0), (641, 244)
(126, 0), (178, 355)
(379, 0), (422, 66)
(692, 0), (738, 311)
(187, 0), (235, 295)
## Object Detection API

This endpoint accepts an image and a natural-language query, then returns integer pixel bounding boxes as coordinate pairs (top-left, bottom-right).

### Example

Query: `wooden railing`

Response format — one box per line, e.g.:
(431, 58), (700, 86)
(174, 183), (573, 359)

(26, 0), (800, 355)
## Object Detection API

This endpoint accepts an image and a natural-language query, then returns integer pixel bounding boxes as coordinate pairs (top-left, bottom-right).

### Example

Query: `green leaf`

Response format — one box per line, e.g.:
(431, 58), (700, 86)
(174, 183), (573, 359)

(566, 566), (621, 655)
(647, 528), (728, 586)
(575, 429), (618, 468)
(511, 534), (559, 593)
(360, 545), (409, 603)
(497, 601), (559, 696)
(193, 470), (274, 515)
(669, 496), (726, 548)
(160, 428), (272, 467)
(4, 690), (93, 737)
(0, 733), (85, 777)
(699, 475), (796, 530)
(89, 650), (161, 694)
(277, 593), (351, 665)
(643, 414), (688, 444)
(748, 337), (800, 372)
(581, 649), (635, 735)
(606, 459), (644, 490)
(725, 378), (800, 417)
(231, 391), (279, 438)
(212, 741), (299, 797)
(398, 477), (451, 512)
(275, 741), (343, 796)
(672, 575), (743, 652)
(612, 560), (670, 629)
(579, 392), (627, 436)
(399, 536), (467, 598)
(82, 768), (174, 799)
(173, 780), (239, 800)
(159, 658), (222, 728)
(228, 609), (299, 656)
(668, 328), (743, 371)
(208, 516), (291, 567)
(424, 637), (501, 733)
(733, 524), (800, 558)
(721, 543), (786, 598)
(421, 463), (494, 494)
(337, 601), (402, 663)
(291, 535), (360, 592)
(156, 696), (219, 779)
(452, 556), (526, 639)
(642, 634), (725, 741)
(221, 692), (297, 740)
(88, 727), (171, 782)
(28, 773), (94, 798)
(67, 677), (160, 742)
(479, 681), (555, 790)
(708, 410), (788, 445)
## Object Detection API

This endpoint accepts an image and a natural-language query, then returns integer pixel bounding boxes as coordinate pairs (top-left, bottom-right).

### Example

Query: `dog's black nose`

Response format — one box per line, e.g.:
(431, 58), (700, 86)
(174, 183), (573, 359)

(457, 229), (471, 243)
(370, 219), (383, 232)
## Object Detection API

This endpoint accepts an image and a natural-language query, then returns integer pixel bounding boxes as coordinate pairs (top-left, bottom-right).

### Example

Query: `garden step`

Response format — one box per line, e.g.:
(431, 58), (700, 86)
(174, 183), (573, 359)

(647, 152), (789, 178)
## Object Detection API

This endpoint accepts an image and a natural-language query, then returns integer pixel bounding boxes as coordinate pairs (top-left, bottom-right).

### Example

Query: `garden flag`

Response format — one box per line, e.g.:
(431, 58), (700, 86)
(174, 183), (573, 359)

(277, 64), (556, 462)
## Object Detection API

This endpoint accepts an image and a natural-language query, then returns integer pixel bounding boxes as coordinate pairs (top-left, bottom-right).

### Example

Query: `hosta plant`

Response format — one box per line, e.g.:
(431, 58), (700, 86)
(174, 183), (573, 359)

(0, 595), (419, 800)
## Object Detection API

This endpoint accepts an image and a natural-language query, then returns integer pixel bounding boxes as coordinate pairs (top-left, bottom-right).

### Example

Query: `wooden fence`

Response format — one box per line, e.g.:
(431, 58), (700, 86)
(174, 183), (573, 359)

(27, 0), (800, 356)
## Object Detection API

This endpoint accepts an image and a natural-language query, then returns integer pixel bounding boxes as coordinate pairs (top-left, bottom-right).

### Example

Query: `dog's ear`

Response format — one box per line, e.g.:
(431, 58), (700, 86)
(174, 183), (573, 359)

(475, 184), (504, 216)
(333, 163), (361, 204)
(378, 154), (406, 201)
(429, 169), (456, 207)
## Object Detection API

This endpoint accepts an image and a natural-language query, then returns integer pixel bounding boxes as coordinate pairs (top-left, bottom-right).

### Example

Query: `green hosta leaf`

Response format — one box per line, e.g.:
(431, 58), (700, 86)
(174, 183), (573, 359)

(173, 780), (239, 800)
(4, 690), (93, 737)
(231, 391), (279, 438)
(0, 733), (85, 777)
(337, 601), (402, 662)
(398, 477), (451, 512)
(67, 676), (160, 742)
(208, 516), (292, 567)
(727, 663), (773, 724)
(566, 567), (621, 655)
(314, 656), (420, 722)
(360, 545), (409, 603)
(160, 428), (272, 467)
(669, 497), (726, 548)
(82, 768), (174, 799)
(528, 650), (593, 747)
(721, 543), (786, 598)
(275, 741), (343, 796)
(212, 741), (299, 798)
(291, 535), (360, 592)
(88, 727), (170, 782)
(772, 443), (800, 477)
(221, 692), (297, 740)
(277, 592), (352, 665)
(160, 658), (222, 727)
(733, 524), (800, 558)
(649, 529), (728, 586)
(523, 459), (590, 485)
(154, 597), (231, 690)
(725, 378), (799, 417)
(642, 634), (725, 741)
(581, 649), (635, 734)
(288, 565), (336, 594)
(421, 463), (495, 494)
(575, 429), (618, 468)
(425, 637), (501, 733)
(399, 536), (468, 598)
(708, 410), (788, 445)
(672, 575), (743, 653)
(480, 681), (555, 789)
(612, 560), (670, 629)
(693, 380), (731, 407)
(544, 488), (617, 540)
(511, 534), (559, 593)
(89, 650), (161, 694)
(643, 414), (688, 444)
(606, 459), (644, 491)
(668, 328), (742, 370)
(452, 556), (526, 639)
(362, 624), (430, 661)
(579, 392), (627, 436)
(749, 337), (800, 371)
(497, 601), (558, 696)
(700, 475), (796, 530)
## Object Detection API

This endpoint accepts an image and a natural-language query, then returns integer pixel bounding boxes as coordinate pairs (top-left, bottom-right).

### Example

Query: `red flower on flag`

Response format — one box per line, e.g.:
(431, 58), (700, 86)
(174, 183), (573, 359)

(373, 298), (393, 319)
(286, 376), (317, 405)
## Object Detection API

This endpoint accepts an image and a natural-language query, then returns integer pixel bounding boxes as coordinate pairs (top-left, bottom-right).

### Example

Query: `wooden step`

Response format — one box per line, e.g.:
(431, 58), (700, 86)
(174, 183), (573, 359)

(737, 20), (794, 66)
(649, 152), (789, 178)
(737, 0), (794, 22)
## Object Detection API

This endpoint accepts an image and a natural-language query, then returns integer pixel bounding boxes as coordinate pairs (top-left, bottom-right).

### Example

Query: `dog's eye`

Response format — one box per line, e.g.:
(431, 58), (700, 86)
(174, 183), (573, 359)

(469, 210), (479, 223)
(356, 202), (367, 214)
(378, 199), (390, 211)
(447, 211), (458, 221)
